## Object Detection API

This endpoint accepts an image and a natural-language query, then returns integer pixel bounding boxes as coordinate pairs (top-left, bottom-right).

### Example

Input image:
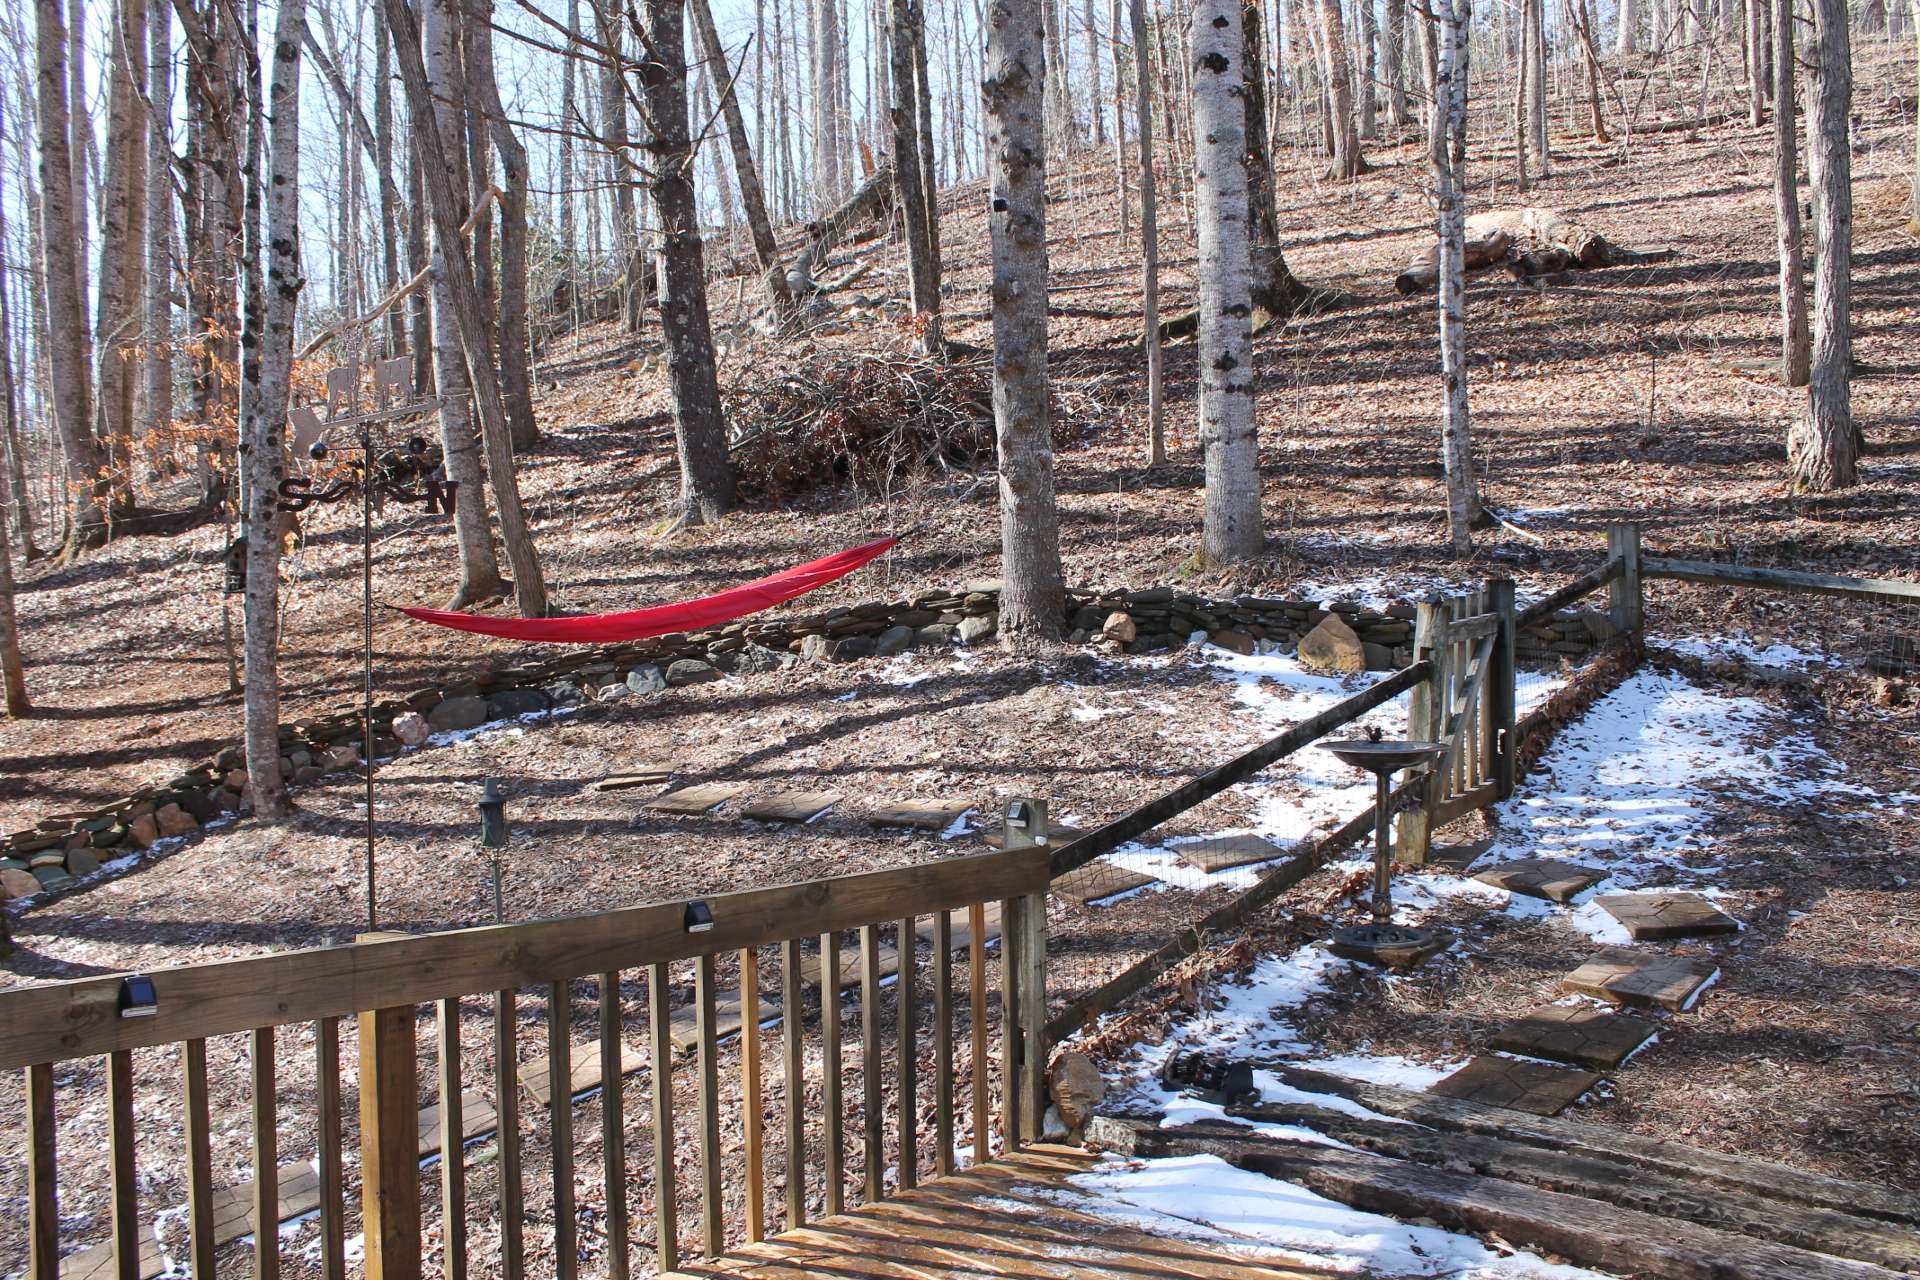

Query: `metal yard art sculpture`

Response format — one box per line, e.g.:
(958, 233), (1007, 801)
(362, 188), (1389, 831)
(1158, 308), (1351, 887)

(277, 356), (446, 930)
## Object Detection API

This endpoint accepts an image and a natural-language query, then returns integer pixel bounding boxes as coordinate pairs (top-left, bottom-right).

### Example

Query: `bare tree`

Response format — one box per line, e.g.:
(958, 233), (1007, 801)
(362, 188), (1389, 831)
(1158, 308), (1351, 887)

(144, 0), (174, 448)
(384, 0), (548, 615)
(1789, 0), (1855, 490)
(465, 0), (540, 450)
(1131, 0), (1164, 464)
(986, 0), (1065, 640)
(34, 0), (107, 554)
(592, 0), (645, 331)
(689, 0), (799, 324)
(95, 0), (149, 517)
(889, 0), (943, 350)
(1317, 0), (1365, 177)
(1527, 0), (1548, 175)
(1432, 0), (1479, 552)
(812, 0), (846, 205)
(1384, 0), (1410, 125)
(1910, 0), (1919, 234)
(0, 429), (24, 715)
(1745, 0), (1766, 127)
(637, 0), (735, 526)
(1772, 0), (1809, 386)
(238, 0), (309, 821)
(1618, 0), (1640, 50)
(1193, 0), (1262, 563)
(1242, 0), (1316, 320)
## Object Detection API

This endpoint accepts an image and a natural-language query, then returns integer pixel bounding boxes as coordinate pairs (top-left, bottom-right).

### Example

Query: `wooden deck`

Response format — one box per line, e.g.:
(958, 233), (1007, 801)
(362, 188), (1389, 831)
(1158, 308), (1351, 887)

(665, 1145), (1342, 1280)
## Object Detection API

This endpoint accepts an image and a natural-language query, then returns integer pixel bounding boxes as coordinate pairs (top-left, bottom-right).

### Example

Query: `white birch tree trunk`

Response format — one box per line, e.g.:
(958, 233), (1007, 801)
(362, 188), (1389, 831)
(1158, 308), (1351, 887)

(1433, 0), (1479, 553)
(238, 0), (308, 822)
(1789, 0), (1856, 490)
(1773, 0), (1809, 387)
(1618, 0), (1640, 52)
(1528, 0), (1548, 173)
(1192, 0), (1262, 562)
(986, 0), (1065, 640)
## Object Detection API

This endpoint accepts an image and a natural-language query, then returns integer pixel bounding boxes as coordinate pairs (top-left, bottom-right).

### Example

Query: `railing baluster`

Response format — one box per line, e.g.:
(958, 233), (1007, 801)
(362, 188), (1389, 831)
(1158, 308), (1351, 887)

(183, 1039), (215, 1279)
(438, 998), (468, 1280)
(646, 963), (678, 1273)
(896, 916), (918, 1191)
(934, 911), (955, 1177)
(599, 972), (630, 1280)
(547, 982), (578, 1280)
(252, 1026), (279, 1280)
(108, 1048), (138, 1280)
(1000, 897), (1021, 1149)
(781, 938), (807, 1230)
(27, 1061), (56, 1280)
(494, 990), (526, 1280)
(819, 931), (845, 1217)
(859, 923), (884, 1204)
(1017, 891), (1048, 1143)
(740, 947), (764, 1242)
(695, 955), (724, 1257)
(968, 902), (990, 1164)
(315, 1019), (346, 1280)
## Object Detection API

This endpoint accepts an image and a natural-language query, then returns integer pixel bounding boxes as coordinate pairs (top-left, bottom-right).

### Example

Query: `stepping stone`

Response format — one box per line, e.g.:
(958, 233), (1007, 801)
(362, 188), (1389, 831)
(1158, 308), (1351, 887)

(667, 989), (779, 1052)
(1172, 833), (1286, 873)
(984, 823), (1083, 850)
(1431, 1054), (1604, 1116)
(1562, 947), (1719, 1012)
(595, 764), (677, 791)
(1489, 1003), (1658, 1071)
(1594, 892), (1739, 940)
(518, 1038), (649, 1106)
(416, 1089), (500, 1157)
(868, 797), (974, 832)
(1423, 837), (1494, 872)
(644, 782), (746, 815)
(1473, 857), (1608, 905)
(739, 789), (842, 823)
(1050, 860), (1156, 905)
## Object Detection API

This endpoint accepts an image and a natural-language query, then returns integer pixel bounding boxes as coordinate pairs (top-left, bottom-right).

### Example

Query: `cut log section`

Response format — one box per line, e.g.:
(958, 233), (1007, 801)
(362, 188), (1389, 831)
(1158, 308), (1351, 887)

(1395, 207), (1673, 293)
(1091, 1116), (1916, 1280)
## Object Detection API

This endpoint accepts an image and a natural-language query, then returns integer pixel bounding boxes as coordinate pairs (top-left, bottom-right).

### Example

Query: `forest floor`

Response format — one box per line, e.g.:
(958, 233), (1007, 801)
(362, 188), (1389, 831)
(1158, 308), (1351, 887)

(2, 55), (1918, 1278)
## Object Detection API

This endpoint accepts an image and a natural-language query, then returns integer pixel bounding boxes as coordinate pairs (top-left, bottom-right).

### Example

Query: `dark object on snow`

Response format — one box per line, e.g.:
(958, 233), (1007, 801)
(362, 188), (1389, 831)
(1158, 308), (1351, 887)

(1160, 1050), (1257, 1102)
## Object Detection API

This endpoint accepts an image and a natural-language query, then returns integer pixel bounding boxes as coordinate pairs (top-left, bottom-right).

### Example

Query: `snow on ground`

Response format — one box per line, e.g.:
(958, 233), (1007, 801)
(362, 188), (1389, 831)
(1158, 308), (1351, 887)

(1650, 632), (1830, 670)
(1047, 1154), (1610, 1279)
(1475, 668), (1855, 887)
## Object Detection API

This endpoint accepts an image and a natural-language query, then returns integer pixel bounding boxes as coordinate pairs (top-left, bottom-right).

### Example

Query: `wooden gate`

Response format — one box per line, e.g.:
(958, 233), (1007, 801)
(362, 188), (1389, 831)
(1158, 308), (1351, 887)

(1397, 581), (1517, 862)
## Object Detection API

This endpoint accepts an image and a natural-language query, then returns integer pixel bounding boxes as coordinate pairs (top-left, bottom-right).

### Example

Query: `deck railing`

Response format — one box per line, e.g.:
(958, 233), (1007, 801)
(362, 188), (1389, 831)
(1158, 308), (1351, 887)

(5, 846), (1050, 1279)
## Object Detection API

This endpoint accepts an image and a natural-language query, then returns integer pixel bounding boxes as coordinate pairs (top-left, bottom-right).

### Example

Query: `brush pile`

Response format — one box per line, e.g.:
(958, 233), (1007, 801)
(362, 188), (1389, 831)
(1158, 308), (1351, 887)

(726, 349), (999, 503)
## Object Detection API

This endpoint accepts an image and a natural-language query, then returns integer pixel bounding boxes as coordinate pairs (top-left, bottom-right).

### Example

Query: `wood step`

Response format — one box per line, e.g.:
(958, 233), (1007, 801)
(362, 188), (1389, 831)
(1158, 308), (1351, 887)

(1562, 947), (1719, 1011)
(1488, 1003), (1657, 1070)
(1095, 1117), (1913, 1280)
(1429, 1053), (1603, 1116)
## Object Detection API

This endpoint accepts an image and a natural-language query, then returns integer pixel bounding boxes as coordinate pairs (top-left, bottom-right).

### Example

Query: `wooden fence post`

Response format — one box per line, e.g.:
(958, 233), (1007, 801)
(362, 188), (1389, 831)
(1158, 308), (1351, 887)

(1488, 579), (1517, 800)
(1397, 599), (1448, 865)
(358, 934), (422, 1280)
(1018, 889), (1048, 1145)
(1608, 523), (1643, 634)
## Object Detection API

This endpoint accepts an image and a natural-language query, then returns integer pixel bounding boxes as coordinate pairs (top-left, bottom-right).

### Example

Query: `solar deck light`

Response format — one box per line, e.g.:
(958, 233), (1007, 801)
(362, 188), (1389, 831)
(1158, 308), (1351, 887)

(118, 974), (159, 1019)
(683, 900), (715, 934)
(999, 797), (1049, 850)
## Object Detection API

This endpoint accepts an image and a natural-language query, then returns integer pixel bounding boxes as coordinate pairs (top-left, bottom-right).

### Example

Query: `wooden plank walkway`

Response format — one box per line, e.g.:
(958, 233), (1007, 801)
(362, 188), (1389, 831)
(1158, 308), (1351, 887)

(664, 1145), (1345, 1280)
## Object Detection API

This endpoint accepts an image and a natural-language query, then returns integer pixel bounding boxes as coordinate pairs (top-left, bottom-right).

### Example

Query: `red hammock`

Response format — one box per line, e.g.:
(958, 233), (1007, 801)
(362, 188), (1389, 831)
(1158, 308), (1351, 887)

(400, 535), (898, 644)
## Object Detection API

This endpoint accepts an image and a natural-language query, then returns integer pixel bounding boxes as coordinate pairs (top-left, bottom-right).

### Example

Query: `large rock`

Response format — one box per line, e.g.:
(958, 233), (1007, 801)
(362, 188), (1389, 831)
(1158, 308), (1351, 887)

(1208, 628), (1256, 655)
(154, 804), (198, 839)
(488, 687), (551, 719)
(1297, 614), (1367, 673)
(957, 614), (998, 646)
(65, 849), (101, 877)
(914, 624), (957, 648)
(1, 867), (39, 898)
(543, 681), (587, 708)
(427, 694), (489, 733)
(127, 814), (160, 849)
(728, 643), (793, 675)
(873, 624), (915, 658)
(1101, 611), (1138, 644)
(318, 744), (361, 773)
(1048, 1052), (1107, 1142)
(666, 659), (721, 686)
(392, 711), (431, 746)
(625, 665), (667, 695)
(800, 634), (834, 664)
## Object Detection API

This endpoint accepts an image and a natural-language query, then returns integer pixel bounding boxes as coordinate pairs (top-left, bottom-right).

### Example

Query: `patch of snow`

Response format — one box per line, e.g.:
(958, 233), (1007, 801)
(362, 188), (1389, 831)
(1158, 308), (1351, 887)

(1564, 900), (1634, 945)
(1290, 1051), (1465, 1091)
(1287, 574), (1455, 612)
(1652, 633), (1830, 670)
(1053, 1154), (1609, 1278)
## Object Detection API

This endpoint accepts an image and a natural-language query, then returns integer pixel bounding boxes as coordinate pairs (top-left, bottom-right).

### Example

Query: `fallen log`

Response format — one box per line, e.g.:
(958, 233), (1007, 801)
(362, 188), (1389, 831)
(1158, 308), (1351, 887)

(1395, 207), (1672, 293)
(1090, 1117), (1909, 1280)
(784, 166), (896, 294)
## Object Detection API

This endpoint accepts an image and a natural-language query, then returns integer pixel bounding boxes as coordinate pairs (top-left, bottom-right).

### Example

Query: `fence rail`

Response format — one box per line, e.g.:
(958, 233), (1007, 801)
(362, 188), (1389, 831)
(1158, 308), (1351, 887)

(1642, 556), (1920, 604)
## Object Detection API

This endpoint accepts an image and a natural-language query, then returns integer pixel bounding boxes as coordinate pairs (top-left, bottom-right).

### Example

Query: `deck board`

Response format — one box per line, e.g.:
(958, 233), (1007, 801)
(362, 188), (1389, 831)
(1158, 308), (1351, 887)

(663, 1146), (1343, 1279)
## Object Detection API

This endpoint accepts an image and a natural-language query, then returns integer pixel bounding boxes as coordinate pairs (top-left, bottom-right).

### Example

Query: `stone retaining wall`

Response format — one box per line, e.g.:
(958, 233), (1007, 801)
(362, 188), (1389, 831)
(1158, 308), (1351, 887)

(0, 584), (1607, 901)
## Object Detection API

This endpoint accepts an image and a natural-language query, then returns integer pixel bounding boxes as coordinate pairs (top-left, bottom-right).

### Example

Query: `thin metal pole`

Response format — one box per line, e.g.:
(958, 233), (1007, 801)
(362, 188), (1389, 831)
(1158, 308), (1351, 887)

(1372, 771), (1392, 921)
(363, 421), (377, 932)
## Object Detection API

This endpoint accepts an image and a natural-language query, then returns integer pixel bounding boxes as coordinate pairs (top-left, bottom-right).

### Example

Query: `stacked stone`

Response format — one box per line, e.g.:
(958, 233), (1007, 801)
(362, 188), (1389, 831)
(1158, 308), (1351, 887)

(0, 581), (1606, 897)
